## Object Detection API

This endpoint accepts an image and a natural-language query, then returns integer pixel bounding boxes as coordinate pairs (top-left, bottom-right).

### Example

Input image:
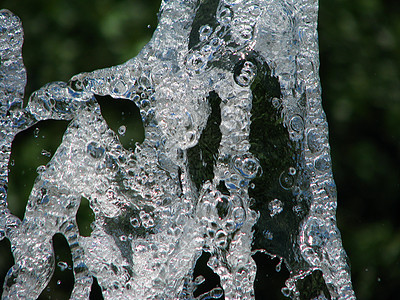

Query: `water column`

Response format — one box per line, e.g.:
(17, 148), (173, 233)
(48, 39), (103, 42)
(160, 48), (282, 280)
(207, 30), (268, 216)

(0, 1), (355, 299)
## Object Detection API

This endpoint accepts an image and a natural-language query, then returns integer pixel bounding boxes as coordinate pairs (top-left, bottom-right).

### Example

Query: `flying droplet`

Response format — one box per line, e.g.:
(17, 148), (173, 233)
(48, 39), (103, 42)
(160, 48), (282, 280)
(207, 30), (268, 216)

(118, 125), (126, 136)
(33, 127), (40, 138)
(57, 261), (68, 271)
(268, 199), (283, 217)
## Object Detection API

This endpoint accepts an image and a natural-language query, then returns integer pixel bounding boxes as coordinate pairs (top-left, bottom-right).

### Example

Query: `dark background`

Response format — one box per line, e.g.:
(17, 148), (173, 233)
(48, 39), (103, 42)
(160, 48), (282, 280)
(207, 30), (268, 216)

(1, 0), (399, 299)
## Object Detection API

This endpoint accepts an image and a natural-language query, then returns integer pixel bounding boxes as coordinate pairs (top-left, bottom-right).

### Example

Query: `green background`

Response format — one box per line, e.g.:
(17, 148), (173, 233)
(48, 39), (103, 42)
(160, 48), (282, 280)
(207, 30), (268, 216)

(1, 0), (399, 299)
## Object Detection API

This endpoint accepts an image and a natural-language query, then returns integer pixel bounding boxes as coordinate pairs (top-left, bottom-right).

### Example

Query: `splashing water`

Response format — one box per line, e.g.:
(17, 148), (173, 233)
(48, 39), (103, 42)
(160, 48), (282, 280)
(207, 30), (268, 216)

(0, 1), (355, 299)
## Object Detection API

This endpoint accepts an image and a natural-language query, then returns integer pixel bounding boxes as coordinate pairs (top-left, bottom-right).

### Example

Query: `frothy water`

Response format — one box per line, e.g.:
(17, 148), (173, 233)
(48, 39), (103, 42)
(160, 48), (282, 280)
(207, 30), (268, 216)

(0, 1), (355, 299)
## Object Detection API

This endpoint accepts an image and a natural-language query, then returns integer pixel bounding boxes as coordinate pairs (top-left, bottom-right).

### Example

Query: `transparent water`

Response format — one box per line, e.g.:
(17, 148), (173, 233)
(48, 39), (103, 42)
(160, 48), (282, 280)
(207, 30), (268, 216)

(0, 0), (355, 299)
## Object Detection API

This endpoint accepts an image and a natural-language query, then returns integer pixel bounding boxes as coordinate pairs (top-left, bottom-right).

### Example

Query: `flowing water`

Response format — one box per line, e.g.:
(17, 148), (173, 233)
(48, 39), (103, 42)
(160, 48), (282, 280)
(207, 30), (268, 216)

(0, 1), (355, 299)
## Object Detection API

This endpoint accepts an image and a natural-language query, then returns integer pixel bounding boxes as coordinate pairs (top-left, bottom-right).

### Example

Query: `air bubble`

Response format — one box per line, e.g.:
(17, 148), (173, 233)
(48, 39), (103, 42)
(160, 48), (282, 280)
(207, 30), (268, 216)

(233, 207), (245, 224)
(249, 4), (262, 17)
(234, 24), (254, 44)
(140, 211), (155, 228)
(87, 141), (105, 159)
(307, 130), (323, 153)
(305, 218), (330, 247)
(234, 60), (257, 87)
(185, 51), (207, 73)
(271, 97), (281, 109)
(199, 25), (213, 41)
(290, 115), (304, 133)
(210, 287), (224, 298)
(233, 155), (260, 179)
(209, 37), (222, 50)
(139, 75), (151, 88)
(184, 130), (196, 145)
(279, 169), (295, 189)
(315, 156), (330, 172)
(217, 7), (232, 25)
(113, 80), (127, 95)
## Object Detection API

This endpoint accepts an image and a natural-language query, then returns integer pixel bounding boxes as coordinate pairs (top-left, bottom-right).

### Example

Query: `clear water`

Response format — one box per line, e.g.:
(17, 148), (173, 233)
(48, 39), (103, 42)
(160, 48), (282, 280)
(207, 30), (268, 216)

(0, 1), (355, 299)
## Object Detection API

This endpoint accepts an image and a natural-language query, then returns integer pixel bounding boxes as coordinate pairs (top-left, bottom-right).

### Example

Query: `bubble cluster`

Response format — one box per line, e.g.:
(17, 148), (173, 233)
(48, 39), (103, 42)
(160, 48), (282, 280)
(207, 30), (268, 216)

(0, 1), (354, 300)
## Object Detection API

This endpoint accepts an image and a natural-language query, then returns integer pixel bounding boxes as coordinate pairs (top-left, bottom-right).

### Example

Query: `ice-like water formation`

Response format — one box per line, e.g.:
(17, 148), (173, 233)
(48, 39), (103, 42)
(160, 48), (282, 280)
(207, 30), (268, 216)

(0, 0), (355, 299)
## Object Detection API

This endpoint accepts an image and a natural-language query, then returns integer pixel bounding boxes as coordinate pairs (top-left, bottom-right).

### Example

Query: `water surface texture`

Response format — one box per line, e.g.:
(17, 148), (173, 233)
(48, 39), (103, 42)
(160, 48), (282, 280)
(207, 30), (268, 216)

(0, 1), (355, 299)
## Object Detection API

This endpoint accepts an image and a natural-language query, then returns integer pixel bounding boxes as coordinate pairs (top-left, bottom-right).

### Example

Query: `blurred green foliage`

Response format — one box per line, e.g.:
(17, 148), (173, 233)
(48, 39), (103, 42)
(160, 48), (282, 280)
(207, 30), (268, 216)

(2, 0), (160, 98)
(0, 0), (399, 299)
(319, 0), (400, 299)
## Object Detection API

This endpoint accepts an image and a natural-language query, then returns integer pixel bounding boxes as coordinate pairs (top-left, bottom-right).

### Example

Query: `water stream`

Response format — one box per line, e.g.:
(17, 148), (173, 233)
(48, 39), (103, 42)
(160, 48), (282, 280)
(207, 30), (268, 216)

(0, 1), (355, 299)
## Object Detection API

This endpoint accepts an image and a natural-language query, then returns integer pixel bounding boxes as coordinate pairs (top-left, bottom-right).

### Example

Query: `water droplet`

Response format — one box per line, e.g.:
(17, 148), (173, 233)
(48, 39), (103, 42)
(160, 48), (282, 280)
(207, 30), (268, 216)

(118, 125), (126, 136)
(263, 230), (273, 240)
(281, 287), (290, 297)
(194, 275), (205, 285)
(276, 257), (283, 272)
(41, 149), (51, 157)
(215, 229), (228, 248)
(268, 199), (283, 217)
(33, 127), (40, 138)
(57, 261), (68, 271)
(292, 204), (304, 217)
(184, 130), (196, 146)
(279, 169), (295, 189)
(36, 165), (46, 173)
(209, 37), (222, 50)
(288, 167), (296, 175)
